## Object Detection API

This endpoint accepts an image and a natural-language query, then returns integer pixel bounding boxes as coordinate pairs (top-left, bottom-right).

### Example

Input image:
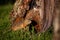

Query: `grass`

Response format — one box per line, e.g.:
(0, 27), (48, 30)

(0, 4), (53, 40)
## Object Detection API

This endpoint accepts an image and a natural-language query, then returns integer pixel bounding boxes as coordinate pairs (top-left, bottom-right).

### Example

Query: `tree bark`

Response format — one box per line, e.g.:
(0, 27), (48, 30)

(53, 0), (60, 40)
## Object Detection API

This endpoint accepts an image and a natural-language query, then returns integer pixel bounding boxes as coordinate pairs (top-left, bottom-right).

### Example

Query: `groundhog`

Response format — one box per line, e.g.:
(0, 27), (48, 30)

(10, 0), (54, 33)
(10, 0), (44, 32)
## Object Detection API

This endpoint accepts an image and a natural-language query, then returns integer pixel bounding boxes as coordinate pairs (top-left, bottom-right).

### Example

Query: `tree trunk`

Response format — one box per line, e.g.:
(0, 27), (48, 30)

(53, 0), (60, 40)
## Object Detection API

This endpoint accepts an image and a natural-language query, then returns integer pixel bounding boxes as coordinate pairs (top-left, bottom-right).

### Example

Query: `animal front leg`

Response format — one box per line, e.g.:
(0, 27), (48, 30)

(25, 9), (43, 32)
(33, 13), (43, 32)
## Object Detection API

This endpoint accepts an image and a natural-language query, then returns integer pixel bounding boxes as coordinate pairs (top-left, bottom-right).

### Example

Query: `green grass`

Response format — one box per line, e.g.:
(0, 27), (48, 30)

(0, 4), (53, 40)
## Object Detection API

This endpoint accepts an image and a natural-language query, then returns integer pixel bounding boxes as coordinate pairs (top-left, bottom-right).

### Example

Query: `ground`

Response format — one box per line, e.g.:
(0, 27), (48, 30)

(0, 4), (52, 40)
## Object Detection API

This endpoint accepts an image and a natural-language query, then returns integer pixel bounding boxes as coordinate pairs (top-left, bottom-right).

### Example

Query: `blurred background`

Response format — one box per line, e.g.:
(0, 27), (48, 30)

(0, 0), (15, 5)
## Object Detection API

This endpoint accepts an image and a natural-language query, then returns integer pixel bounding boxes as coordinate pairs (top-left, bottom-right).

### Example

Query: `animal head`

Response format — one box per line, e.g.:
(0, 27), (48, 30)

(11, 17), (31, 31)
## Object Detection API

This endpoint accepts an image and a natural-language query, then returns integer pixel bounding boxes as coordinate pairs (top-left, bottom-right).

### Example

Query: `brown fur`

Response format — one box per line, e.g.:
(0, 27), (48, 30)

(10, 0), (44, 32)
(10, 0), (54, 33)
